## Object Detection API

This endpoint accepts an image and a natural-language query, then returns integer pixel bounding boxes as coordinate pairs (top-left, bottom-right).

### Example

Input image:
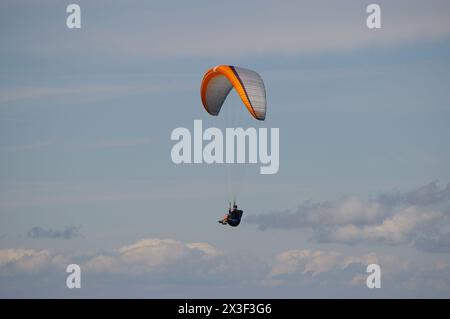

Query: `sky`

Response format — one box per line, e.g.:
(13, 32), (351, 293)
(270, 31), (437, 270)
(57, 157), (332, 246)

(1, 0), (450, 298)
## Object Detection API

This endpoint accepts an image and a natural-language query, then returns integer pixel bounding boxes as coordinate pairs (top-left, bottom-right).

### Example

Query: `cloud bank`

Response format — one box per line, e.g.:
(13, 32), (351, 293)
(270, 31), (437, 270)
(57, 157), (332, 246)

(1, 237), (450, 297)
(246, 182), (450, 252)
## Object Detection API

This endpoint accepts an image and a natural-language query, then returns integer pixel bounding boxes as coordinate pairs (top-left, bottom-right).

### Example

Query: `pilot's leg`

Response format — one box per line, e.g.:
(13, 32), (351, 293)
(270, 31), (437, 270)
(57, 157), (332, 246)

(218, 214), (228, 225)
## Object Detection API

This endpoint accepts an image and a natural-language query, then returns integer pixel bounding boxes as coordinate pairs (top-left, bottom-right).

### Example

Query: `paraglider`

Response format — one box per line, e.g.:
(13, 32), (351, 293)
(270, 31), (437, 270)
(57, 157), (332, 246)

(200, 65), (267, 227)
(201, 65), (266, 120)
(218, 202), (244, 227)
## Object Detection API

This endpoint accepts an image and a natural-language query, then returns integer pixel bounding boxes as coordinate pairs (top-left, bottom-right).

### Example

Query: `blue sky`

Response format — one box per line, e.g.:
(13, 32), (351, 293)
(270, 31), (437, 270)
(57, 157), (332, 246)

(1, 0), (450, 298)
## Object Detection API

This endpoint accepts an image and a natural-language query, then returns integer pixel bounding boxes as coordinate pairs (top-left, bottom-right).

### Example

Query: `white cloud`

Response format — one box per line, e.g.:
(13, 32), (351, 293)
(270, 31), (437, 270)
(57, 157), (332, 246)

(341, 253), (380, 270)
(307, 196), (386, 226)
(269, 250), (340, 279)
(185, 242), (223, 257)
(247, 182), (450, 250)
(82, 238), (223, 275)
(1, 239), (450, 297)
(325, 207), (443, 244)
(118, 238), (191, 268)
(0, 238), (224, 278)
(0, 249), (51, 274)
(83, 255), (120, 273)
(267, 249), (416, 290)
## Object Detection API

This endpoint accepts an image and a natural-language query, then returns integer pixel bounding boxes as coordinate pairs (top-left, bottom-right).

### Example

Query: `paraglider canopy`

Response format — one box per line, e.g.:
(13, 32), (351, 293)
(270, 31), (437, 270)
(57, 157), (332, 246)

(201, 65), (266, 121)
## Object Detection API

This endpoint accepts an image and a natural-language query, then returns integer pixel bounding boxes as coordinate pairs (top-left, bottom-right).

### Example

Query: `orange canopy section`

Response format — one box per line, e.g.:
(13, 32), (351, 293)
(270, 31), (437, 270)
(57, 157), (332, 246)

(200, 65), (266, 121)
